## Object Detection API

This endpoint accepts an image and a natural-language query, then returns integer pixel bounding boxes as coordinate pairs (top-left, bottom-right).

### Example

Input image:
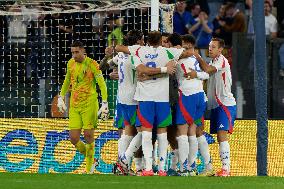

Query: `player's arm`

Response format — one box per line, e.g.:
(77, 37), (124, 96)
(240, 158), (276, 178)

(135, 59), (176, 76)
(137, 73), (168, 82)
(184, 68), (209, 80)
(193, 52), (217, 74)
(59, 60), (72, 97)
(91, 60), (108, 101)
(115, 45), (130, 54)
(99, 47), (115, 71)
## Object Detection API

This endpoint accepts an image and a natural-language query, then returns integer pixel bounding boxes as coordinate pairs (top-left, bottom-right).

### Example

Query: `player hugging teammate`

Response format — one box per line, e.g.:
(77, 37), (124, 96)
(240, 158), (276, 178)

(58, 30), (236, 177)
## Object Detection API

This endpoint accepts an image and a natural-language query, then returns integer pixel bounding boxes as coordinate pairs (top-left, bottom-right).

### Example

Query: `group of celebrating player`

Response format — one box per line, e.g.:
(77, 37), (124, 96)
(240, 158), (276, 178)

(57, 29), (236, 177)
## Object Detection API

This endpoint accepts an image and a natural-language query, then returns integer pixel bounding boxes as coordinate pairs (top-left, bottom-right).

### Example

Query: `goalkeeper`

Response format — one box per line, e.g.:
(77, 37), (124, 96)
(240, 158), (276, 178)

(57, 41), (108, 173)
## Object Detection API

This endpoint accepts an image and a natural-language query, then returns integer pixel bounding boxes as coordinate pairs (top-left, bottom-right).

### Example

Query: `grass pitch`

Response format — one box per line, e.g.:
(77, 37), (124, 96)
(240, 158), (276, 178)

(0, 173), (283, 189)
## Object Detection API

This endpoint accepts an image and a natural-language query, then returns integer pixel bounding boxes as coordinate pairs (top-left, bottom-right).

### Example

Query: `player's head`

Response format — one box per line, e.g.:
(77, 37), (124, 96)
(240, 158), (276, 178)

(161, 33), (170, 48)
(182, 34), (196, 49)
(167, 33), (182, 47)
(147, 31), (162, 46)
(209, 38), (225, 58)
(127, 29), (144, 46)
(71, 41), (86, 63)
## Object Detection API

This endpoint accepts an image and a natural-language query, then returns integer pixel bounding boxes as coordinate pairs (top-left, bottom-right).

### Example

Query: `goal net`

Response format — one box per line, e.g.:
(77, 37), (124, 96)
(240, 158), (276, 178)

(0, 0), (175, 118)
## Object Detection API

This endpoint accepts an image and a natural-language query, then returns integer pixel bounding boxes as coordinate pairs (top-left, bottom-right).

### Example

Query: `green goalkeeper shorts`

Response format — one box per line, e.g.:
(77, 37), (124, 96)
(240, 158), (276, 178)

(69, 100), (99, 130)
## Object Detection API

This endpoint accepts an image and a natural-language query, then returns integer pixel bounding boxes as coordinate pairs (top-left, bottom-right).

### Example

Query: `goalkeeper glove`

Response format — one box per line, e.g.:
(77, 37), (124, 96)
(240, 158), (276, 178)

(98, 101), (109, 121)
(57, 95), (67, 113)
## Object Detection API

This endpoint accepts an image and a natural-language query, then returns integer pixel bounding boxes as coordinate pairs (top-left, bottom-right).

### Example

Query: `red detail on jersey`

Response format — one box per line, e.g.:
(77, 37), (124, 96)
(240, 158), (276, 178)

(135, 47), (141, 58)
(215, 94), (233, 134)
(221, 58), (226, 87)
(137, 104), (153, 128)
(178, 90), (194, 125)
(181, 63), (187, 74)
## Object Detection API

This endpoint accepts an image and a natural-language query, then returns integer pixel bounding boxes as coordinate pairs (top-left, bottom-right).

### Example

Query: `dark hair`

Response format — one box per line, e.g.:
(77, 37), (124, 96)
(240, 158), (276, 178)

(71, 41), (85, 49)
(190, 3), (200, 10)
(162, 32), (170, 37)
(127, 29), (143, 46)
(123, 35), (129, 46)
(211, 37), (225, 48)
(167, 33), (182, 46)
(147, 31), (161, 46)
(225, 2), (236, 12)
(264, 0), (272, 8)
(182, 34), (196, 46)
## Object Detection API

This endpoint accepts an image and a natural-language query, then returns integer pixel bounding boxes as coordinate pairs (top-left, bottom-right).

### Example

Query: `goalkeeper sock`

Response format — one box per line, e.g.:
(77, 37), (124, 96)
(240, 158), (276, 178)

(142, 131), (153, 171)
(157, 133), (168, 171)
(197, 135), (211, 166)
(75, 140), (86, 155)
(85, 142), (95, 173)
(188, 135), (198, 171)
(176, 135), (189, 172)
(124, 132), (142, 163)
(219, 141), (230, 172)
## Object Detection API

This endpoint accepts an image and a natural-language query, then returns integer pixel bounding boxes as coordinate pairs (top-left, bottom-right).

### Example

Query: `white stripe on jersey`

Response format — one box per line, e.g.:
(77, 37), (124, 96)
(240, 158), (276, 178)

(207, 54), (236, 110)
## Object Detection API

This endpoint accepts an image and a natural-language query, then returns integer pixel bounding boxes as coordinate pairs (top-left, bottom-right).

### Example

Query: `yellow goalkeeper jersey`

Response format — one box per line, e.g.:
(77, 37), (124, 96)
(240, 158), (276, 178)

(60, 56), (107, 108)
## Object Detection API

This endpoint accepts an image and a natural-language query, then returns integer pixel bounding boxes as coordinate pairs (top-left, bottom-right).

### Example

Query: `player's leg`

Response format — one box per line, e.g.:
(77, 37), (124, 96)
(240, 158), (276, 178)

(122, 104), (137, 157)
(196, 123), (214, 176)
(195, 94), (214, 176)
(212, 105), (236, 176)
(167, 104), (179, 176)
(69, 107), (85, 154)
(156, 102), (172, 176)
(115, 103), (127, 159)
(133, 146), (143, 175)
(167, 125), (179, 176)
(81, 100), (99, 174)
(139, 101), (155, 176)
(120, 105), (141, 171)
(176, 93), (197, 175)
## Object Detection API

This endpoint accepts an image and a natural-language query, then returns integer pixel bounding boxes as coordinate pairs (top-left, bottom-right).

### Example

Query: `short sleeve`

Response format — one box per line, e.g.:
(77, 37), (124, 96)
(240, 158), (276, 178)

(128, 45), (141, 57)
(212, 58), (225, 71)
(166, 47), (184, 61)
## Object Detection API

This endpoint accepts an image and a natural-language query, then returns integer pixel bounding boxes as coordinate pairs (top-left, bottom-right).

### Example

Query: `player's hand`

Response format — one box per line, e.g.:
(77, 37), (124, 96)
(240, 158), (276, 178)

(184, 68), (197, 79)
(166, 60), (177, 75)
(109, 70), (119, 80)
(57, 95), (67, 113)
(98, 101), (109, 121)
(137, 73), (151, 82)
(185, 47), (195, 57)
(105, 46), (114, 57)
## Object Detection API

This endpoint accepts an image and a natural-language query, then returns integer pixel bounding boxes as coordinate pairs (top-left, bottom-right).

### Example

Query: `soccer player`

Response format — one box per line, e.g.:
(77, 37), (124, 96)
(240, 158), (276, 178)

(57, 41), (109, 174)
(194, 38), (236, 176)
(180, 34), (214, 176)
(117, 31), (192, 176)
(115, 31), (178, 175)
(99, 46), (125, 170)
(112, 30), (145, 173)
(174, 34), (209, 176)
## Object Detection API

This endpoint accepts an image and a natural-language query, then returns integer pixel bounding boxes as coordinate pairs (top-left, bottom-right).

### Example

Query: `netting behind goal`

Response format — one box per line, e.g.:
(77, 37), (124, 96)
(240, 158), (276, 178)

(0, 0), (175, 118)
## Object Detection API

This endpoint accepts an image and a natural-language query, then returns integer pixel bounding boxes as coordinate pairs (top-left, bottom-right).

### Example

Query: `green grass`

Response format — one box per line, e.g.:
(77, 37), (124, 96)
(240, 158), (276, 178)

(0, 173), (283, 189)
